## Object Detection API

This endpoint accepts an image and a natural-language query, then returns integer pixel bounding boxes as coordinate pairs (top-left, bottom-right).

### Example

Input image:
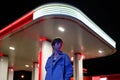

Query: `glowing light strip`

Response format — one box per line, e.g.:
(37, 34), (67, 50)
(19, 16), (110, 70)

(0, 11), (33, 39)
(33, 3), (116, 48)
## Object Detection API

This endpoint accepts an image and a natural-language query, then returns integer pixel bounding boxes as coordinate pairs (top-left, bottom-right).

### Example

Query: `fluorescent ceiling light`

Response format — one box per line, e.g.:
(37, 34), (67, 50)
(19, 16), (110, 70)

(9, 46), (15, 50)
(58, 26), (65, 32)
(25, 65), (29, 67)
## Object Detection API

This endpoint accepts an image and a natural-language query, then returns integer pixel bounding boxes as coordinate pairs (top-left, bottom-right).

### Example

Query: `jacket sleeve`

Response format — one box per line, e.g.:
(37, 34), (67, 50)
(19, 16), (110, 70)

(64, 54), (73, 80)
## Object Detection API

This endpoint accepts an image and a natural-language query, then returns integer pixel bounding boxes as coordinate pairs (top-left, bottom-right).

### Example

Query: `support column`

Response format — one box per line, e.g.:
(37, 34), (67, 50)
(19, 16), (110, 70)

(74, 52), (83, 80)
(32, 62), (39, 80)
(8, 67), (14, 80)
(38, 38), (52, 80)
(0, 56), (8, 80)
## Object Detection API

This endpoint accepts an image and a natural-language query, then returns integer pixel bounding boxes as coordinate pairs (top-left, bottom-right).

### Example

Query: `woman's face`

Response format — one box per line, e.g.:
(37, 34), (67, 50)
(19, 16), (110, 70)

(53, 42), (62, 51)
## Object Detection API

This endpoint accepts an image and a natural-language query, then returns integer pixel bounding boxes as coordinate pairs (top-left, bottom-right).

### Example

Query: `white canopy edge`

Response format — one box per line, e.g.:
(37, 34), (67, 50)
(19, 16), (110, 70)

(33, 3), (116, 48)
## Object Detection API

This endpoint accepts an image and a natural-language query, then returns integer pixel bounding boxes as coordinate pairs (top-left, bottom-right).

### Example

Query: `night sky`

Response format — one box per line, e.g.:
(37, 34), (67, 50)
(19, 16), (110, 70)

(0, 0), (120, 76)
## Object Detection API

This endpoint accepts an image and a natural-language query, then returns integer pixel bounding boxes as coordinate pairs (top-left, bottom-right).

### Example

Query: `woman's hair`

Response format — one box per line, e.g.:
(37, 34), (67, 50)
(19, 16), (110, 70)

(52, 38), (63, 47)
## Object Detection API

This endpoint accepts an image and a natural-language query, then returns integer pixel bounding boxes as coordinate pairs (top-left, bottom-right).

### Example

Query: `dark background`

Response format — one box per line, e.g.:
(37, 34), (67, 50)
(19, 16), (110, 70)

(0, 0), (120, 76)
(14, 70), (32, 80)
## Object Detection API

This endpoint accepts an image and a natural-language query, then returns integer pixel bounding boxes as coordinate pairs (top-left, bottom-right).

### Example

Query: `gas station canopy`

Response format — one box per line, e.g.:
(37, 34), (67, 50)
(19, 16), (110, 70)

(0, 3), (116, 71)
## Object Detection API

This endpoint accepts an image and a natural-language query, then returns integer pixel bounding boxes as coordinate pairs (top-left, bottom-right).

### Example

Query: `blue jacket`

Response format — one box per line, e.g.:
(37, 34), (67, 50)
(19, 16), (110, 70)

(45, 51), (73, 80)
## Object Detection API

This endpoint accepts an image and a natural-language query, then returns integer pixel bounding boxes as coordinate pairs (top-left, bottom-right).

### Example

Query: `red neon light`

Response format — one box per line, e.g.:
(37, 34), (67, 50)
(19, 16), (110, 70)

(38, 38), (47, 80)
(83, 68), (87, 73)
(80, 54), (85, 59)
(38, 40), (42, 80)
(0, 11), (33, 38)
(38, 50), (42, 80)
(92, 76), (100, 80)
(0, 53), (4, 57)
(9, 67), (14, 72)
(39, 37), (47, 41)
